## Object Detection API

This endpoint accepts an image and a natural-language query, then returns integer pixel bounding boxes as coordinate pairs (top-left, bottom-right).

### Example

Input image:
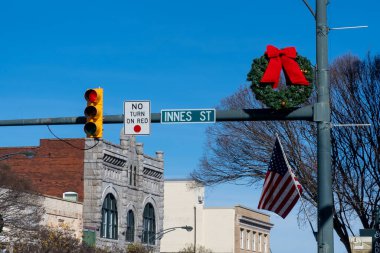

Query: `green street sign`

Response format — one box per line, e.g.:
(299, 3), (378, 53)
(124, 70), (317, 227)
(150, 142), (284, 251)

(161, 109), (216, 124)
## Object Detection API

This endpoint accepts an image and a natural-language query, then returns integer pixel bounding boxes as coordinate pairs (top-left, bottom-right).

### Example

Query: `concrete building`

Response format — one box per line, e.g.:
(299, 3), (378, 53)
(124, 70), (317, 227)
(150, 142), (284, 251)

(42, 194), (83, 239)
(0, 133), (164, 251)
(161, 180), (273, 253)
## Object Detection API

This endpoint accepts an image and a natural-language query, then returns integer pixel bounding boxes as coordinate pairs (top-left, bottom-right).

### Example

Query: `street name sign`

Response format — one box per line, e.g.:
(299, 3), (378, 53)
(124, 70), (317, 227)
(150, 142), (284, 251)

(124, 101), (151, 135)
(161, 109), (216, 124)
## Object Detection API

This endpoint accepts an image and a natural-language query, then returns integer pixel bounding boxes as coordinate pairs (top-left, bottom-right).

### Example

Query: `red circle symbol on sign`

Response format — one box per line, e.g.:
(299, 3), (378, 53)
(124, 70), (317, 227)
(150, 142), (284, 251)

(134, 125), (142, 133)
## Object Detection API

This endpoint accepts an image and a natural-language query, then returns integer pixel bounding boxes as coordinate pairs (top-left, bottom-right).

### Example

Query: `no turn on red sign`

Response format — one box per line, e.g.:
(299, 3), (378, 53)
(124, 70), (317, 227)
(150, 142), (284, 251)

(124, 101), (151, 135)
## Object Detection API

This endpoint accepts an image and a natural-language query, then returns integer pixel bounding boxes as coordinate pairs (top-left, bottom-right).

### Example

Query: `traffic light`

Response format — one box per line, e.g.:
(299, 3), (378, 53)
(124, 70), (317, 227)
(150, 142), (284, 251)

(84, 88), (103, 138)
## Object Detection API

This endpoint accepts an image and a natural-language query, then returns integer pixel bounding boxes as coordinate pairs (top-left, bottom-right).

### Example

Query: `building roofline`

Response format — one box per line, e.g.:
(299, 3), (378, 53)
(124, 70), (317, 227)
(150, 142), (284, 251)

(0, 138), (85, 150)
(235, 205), (271, 217)
(43, 194), (83, 204)
(204, 205), (270, 217)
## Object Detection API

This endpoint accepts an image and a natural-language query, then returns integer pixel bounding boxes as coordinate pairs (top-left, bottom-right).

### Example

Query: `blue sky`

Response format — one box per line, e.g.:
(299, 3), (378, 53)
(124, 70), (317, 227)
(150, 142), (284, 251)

(1, 1), (378, 252)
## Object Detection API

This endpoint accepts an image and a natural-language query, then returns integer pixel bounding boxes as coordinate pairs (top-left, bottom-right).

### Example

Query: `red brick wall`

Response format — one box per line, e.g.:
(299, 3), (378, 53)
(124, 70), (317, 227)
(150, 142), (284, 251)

(0, 139), (85, 201)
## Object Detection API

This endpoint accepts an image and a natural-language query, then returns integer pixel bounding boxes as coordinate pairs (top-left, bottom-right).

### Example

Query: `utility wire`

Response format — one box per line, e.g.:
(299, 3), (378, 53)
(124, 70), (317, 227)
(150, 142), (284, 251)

(46, 125), (99, 150)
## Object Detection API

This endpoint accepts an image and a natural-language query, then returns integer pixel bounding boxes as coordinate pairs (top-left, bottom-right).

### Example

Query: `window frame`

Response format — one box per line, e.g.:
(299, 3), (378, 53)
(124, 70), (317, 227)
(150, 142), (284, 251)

(142, 203), (156, 245)
(129, 165), (133, 185)
(100, 193), (118, 240)
(126, 210), (135, 242)
(133, 166), (137, 186)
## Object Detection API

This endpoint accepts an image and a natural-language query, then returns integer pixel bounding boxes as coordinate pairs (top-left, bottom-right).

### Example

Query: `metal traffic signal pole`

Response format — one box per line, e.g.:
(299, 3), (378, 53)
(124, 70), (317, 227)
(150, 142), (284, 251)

(316, 0), (334, 253)
(0, 106), (314, 127)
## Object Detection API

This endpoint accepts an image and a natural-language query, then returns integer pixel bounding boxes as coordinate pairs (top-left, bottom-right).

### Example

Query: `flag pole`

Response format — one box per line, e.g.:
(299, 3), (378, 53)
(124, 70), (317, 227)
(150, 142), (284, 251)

(275, 134), (317, 240)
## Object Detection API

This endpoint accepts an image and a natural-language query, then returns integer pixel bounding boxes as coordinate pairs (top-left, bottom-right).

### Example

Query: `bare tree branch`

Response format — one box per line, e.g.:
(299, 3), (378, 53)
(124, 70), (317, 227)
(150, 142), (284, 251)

(0, 163), (44, 242)
(192, 53), (380, 253)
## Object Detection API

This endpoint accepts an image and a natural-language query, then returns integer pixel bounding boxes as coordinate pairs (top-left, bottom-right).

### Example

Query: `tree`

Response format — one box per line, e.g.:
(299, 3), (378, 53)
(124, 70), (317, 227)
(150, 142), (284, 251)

(178, 244), (213, 253)
(12, 225), (128, 253)
(191, 54), (380, 252)
(0, 163), (44, 246)
(126, 243), (151, 253)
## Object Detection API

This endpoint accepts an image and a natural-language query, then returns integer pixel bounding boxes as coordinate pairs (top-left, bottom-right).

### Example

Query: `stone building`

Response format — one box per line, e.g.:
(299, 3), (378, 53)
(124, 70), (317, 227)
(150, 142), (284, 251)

(161, 179), (273, 253)
(0, 132), (164, 251)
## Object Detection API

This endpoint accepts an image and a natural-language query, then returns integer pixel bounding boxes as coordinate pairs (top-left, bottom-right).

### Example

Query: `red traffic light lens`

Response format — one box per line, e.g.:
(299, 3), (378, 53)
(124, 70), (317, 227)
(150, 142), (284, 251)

(85, 89), (98, 103)
(84, 122), (97, 135)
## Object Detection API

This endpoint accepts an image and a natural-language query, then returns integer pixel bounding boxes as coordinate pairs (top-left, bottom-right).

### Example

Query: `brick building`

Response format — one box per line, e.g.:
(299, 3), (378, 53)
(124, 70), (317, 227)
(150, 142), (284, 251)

(0, 132), (164, 251)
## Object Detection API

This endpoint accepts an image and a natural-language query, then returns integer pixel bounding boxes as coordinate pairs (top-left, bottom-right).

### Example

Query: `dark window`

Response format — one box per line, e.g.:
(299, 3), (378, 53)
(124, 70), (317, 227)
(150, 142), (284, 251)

(126, 210), (135, 242)
(142, 203), (156, 245)
(100, 193), (118, 239)
(129, 165), (133, 185)
(133, 166), (137, 186)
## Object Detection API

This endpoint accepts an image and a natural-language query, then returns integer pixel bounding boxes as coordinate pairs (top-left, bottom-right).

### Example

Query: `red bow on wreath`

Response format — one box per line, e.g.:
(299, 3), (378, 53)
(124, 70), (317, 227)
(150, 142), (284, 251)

(260, 45), (309, 89)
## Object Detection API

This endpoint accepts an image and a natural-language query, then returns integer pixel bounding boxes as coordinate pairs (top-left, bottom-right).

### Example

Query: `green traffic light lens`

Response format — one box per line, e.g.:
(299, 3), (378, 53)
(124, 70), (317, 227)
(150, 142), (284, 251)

(84, 122), (97, 135)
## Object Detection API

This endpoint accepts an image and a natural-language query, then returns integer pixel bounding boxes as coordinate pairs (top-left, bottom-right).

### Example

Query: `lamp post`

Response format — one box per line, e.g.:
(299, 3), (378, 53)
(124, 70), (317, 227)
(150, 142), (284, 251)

(0, 151), (36, 161)
(151, 225), (193, 241)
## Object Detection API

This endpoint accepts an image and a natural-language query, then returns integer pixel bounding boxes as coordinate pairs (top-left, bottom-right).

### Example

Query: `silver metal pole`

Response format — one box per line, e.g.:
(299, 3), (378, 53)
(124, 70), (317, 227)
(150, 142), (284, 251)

(316, 0), (334, 252)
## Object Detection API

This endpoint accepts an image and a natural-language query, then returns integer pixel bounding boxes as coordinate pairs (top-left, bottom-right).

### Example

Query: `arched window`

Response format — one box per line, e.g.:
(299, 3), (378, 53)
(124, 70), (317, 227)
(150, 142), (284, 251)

(101, 193), (118, 239)
(142, 203), (156, 245)
(126, 210), (135, 242)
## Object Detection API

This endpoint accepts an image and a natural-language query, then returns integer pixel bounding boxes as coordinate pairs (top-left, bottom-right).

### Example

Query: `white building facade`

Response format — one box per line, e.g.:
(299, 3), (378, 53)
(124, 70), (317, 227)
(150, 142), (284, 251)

(161, 180), (273, 253)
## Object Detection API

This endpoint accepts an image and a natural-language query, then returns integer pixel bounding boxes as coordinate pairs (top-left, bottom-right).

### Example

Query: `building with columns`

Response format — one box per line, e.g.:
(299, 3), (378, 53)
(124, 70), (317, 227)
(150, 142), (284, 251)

(0, 132), (164, 251)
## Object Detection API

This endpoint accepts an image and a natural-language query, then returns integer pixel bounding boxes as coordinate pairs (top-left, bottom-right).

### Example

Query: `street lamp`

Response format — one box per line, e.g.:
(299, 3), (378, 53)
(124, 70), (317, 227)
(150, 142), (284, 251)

(152, 225), (193, 241)
(0, 151), (36, 161)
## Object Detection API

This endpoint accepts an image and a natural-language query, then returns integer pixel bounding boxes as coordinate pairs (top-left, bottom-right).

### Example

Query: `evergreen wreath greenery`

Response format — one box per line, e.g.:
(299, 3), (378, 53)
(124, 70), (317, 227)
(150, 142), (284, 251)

(247, 54), (314, 109)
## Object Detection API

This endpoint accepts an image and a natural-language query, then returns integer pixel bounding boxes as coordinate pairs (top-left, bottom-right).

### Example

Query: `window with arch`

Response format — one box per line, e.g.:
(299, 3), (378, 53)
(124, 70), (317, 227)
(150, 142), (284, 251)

(101, 193), (118, 239)
(142, 203), (156, 245)
(126, 210), (135, 242)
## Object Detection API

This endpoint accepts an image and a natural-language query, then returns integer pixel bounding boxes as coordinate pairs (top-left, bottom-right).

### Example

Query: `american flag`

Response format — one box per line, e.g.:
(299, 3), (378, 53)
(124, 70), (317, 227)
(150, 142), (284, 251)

(257, 136), (303, 219)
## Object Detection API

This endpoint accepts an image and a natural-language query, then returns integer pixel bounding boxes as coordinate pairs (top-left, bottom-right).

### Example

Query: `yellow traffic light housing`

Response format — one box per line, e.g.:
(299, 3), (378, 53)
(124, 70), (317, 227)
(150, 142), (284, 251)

(84, 88), (103, 138)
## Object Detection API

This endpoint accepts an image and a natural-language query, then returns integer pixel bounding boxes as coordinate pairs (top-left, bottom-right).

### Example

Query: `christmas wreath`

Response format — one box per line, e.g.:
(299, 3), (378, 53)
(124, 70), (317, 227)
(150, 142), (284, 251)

(247, 45), (313, 109)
